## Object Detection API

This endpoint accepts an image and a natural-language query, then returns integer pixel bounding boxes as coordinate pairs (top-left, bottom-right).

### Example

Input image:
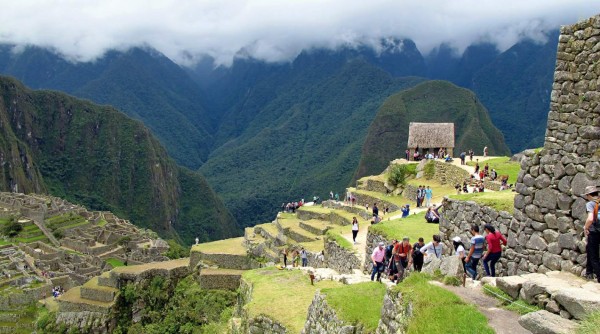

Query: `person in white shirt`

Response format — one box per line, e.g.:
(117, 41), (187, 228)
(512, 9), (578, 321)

(452, 236), (465, 259)
(420, 235), (443, 259)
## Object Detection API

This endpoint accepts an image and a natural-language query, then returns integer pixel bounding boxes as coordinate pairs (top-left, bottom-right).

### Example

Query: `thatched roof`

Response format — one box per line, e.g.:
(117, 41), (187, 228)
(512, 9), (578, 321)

(407, 122), (455, 148)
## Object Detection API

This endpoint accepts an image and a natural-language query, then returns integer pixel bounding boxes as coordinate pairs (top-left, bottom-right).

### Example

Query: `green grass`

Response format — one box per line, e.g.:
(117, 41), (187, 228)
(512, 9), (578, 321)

(396, 273), (493, 334)
(467, 157), (521, 184)
(322, 282), (386, 332)
(369, 213), (440, 242)
(242, 268), (342, 333)
(96, 219), (108, 227)
(578, 312), (600, 334)
(482, 284), (541, 315)
(326, 230), (353, 251)
(14, 235), (48, 243)
(448, 191), (515, 212)
(192, 237), (247, 255)
(106, 258), (125, 267)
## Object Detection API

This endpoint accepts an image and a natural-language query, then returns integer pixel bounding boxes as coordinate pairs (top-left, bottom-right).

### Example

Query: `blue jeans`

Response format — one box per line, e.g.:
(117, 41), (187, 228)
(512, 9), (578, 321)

(465, 257), (481, 279)
(371, 261), (384, 281)
(483, 252), (502, 277)
(302, 258), (308, 267)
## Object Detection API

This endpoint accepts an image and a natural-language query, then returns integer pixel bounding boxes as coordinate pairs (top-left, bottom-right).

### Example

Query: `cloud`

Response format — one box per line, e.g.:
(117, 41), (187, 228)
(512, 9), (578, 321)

(0, 0), (597, 66)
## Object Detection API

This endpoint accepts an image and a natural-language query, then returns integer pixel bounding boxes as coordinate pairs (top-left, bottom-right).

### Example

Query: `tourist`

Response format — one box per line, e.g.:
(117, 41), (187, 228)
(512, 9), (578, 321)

(291, 249), (299, 267)
(351, 217), (359, 244)
(371, 242), (386, 282)
(420, 235), (443, 260)
(282, 248), (288, 267)
(346, 190), (352, 204)
(385, 240), (397, 280)
(412, 238), (425, 271)
(474, 160), (480, 174)
(460, 151), (466, 165)
(469, 149), (474, 161)
(393, 237), (413, 283)
(424, 186), (432, 207)
(464, 225), (485, 280)
(482, 224), (507, 277)
(452, 236), (466, 262)
(401, 204), (410, 218)
(372, 203), (379, 222)
(195, 237), (199, 245)
(416, 186), (422, 207)
(335, 193), (339, 202)
(490, 169), (497, 181)
(462, 181), (468, 193)
(455, 183), (461, 194)
(300, 247), (308, 267)
(479, 170), (485, 181)
(483, 146), (488, 157)
(584, 186), (600, 282)
(405, 149), (410, 161)
(479, 182), (485, 193)
(425, 206), (440, 223)
(329, 191), (334, 200)
(351, 195), (356, 207)
(316, 250), (325, 263)
(484, 163), (489, 177)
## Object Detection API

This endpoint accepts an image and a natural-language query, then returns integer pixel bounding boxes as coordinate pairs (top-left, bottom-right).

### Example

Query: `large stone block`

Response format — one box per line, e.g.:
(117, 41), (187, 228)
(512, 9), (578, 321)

(496, 276), (526, 299)
(518, 310), (578, 334)
(554, 287), (600, 320)
(439, 256), (464, 279)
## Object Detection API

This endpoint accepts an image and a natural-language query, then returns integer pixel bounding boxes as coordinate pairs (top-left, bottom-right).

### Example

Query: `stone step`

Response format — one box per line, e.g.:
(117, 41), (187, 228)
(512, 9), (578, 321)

(356, 176), (388, 193)
(254, 223), (282, 244)
(80, 277), (118, 303)
(349, 188), (402, 212)
(284, 225), (318, 243)
(297, 207), (353, 226)
(97, 271), (117, 288)
(322, 200), (371, 220)
(298, 220), (331, 235)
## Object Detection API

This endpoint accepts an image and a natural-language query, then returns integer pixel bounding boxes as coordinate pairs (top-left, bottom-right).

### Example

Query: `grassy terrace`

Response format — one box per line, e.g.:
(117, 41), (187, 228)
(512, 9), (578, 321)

(348, 187), (408, 209)
(243, 268), (342, 333)
(191, 237), (247, 255)
(448, 190), (516, 212)
(397, 273), (493, 334)
(322, 282), (386, 332)
(369, 213), (440, 242)
(467, 156), (520, 184)
(105, 258), (125, 267)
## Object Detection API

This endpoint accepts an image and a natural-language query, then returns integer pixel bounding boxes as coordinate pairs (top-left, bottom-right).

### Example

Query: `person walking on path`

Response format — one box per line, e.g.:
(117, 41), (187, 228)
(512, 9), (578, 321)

(584, 186), (600, 282)
(465, 225), (485, 280)
(483, 146), (488, 157)
(393, 237), (413, 283)
(412, 238), (425, 271)
(460, 151), (466, 165)
(371, 242), (386, 282)
(420, 235), (443, 260)
(469, 149), (474, 161)
(416, 186), (422, 207)
(372, 203), (379, 223)
(300, 247), (308, 267)
(424, 186), (433, 207)
(482, 224), (507, 277)
(351, 217), (359, 244)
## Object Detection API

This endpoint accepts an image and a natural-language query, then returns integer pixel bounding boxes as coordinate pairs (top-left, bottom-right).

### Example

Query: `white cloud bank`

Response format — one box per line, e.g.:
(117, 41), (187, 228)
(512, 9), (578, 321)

(0, 0), (598, 66)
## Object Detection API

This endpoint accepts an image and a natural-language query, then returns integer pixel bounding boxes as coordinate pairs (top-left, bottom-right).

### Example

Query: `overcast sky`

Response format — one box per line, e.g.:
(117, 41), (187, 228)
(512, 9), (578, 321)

(0, 1), (598, 66)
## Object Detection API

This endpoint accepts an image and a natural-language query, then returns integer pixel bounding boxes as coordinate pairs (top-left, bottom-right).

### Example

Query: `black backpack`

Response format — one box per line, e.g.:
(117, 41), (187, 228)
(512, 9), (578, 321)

(385, 245), (394, 259)
(412, 243), (422, 257)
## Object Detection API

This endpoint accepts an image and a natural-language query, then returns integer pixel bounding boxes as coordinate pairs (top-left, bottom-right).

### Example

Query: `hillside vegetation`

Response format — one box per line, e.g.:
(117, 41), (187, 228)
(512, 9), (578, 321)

(354, 81), (510, 179)
(0, 76), (238, 244)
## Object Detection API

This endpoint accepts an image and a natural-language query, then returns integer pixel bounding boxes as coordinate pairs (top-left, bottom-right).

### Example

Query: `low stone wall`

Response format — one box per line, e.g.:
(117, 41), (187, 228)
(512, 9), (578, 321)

(322, 201), (371, 220)
(357, 178), (388, 194)
(431, 160), (471, 187)
(376, 288), (412, 334)
(189, 251), (259, 270)
(324, 240), (360, 274)
(352, 192), (400, 212)
(198, 271), (242, 290)
(303, 292), (364, 334)
(55, 311), (113, 334)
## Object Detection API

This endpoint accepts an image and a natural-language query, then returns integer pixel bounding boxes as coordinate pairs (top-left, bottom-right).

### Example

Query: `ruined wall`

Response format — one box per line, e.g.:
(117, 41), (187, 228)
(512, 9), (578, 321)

(324, 240), (361, 274)
(512, 15), (600, 276)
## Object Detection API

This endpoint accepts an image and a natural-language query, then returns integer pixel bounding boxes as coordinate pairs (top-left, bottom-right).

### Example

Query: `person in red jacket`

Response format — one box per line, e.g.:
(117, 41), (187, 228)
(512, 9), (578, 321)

(482, 224), (507, 277)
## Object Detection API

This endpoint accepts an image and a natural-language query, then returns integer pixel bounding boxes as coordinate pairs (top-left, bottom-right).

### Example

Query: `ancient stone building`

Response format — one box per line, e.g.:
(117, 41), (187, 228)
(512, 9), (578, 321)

(407, 122), (455, 159)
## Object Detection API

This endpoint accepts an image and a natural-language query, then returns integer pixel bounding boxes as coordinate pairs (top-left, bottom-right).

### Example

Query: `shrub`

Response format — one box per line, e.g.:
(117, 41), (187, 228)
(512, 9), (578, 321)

(53, 230), (64, 239)
(424, 160), (435, 180)
(164, 239), (190, 259)
(387, 164), (413, 187)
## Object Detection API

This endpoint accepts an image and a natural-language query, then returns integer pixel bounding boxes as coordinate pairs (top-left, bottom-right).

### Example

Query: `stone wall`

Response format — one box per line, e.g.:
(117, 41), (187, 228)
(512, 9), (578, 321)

(431, 160), (470, 187)
(376, 288), (412, 334)
(440, 198), (514, 276)
(324, 240), (361, 274)
(511, 15), (600, 276)
(303, 292), (365, 334)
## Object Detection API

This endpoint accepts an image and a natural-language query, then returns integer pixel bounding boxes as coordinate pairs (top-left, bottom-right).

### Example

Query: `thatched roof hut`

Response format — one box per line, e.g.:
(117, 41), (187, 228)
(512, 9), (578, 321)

(407, 122), (455, 149)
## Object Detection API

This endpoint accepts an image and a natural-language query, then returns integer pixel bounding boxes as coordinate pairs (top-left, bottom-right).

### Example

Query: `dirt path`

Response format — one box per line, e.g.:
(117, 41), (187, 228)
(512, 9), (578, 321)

(430, 281), (531, 334)
(341, 224), (368, 267)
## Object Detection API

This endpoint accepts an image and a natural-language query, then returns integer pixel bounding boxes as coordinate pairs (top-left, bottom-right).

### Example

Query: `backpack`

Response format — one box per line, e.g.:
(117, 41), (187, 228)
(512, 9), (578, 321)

(412, 243), (422, 257)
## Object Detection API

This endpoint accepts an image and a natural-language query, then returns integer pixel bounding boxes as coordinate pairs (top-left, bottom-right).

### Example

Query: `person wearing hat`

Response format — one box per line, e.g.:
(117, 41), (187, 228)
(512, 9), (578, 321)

(584, 185), (600, 282)
(371, 242), (386, 282)
(392, 237), (412, 283)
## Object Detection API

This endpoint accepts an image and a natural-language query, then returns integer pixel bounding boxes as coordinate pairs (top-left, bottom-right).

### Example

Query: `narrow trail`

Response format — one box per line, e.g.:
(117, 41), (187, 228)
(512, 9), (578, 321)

(430, 281), (531, 334)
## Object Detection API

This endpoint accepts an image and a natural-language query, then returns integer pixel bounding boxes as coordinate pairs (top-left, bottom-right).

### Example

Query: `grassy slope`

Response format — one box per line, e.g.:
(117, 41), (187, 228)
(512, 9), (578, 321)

(322, 282), (386, 332)
(0, 76), (238, 245)
(243, 268), (342, 333)
(397, 273), (494, 334)
(370, 213), (440, 242)
(467, 156), (521, 184)
(354, 80), (511, 180)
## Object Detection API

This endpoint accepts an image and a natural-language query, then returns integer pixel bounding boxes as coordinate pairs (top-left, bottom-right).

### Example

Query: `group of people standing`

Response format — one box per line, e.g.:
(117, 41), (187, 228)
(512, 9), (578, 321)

(415, 185), (432, 207)
(454, 224), (507, 280)
(370, 235), (443, 283)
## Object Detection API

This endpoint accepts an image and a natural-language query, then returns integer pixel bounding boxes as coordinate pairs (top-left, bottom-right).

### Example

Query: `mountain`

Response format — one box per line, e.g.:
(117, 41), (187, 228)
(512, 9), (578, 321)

(354, 80), (510, 179)
(0, 46), (213, 169)
(0, 76), (238, 245)
(198, 59), (424, 227)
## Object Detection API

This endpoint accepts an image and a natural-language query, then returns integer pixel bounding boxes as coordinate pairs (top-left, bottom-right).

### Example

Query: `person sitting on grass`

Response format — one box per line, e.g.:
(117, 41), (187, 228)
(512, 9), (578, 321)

(425, 206), (441, 223)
